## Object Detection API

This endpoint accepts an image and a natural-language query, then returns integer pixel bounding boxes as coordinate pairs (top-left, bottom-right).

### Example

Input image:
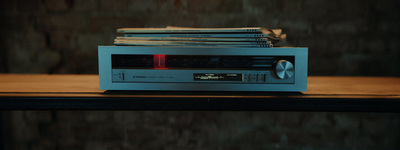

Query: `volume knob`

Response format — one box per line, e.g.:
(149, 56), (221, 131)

(275, 60), (294, 79)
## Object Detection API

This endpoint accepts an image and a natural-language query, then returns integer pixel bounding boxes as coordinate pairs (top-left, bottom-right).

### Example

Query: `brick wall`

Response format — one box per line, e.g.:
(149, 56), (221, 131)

(1, 0), (399, 75)
(1, 0), (400, 150)
(3, 111), (400, 150)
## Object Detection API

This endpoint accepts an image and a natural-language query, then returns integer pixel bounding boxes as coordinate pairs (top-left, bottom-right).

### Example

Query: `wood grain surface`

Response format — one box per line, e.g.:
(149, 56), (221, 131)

(0, 74), (399, 99)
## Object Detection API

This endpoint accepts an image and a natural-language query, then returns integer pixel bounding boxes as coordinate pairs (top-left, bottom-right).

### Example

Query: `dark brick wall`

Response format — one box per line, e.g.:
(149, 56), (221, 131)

(1, 0), (399, 75)
(1, 0), (400, 150)
(2, 111), (400, 150)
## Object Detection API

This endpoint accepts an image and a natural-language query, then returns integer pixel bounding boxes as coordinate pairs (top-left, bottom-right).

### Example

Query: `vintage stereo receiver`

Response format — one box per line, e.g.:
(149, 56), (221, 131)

(98, 46), (308, 91)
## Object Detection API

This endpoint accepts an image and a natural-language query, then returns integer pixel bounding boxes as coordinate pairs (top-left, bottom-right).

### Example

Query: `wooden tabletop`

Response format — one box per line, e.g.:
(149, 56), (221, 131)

(0, 74), (399, 111)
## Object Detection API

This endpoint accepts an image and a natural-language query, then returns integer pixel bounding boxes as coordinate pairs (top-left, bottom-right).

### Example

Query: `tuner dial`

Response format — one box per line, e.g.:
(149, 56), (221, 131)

(275, 60), (294, 79)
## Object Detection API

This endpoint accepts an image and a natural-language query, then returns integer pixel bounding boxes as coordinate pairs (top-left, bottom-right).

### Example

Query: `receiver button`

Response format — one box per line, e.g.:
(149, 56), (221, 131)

(275, 60), (294, 79)
(248, 74), (252, 82)
(263, 74), (267, 82)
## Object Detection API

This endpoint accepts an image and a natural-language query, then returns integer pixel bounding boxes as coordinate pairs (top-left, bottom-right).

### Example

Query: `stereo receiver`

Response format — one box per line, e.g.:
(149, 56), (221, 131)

(98, 46), (308, 91)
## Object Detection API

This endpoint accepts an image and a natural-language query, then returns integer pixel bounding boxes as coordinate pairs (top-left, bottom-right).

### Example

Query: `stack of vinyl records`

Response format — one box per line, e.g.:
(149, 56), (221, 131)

(114, 26), (286, 48)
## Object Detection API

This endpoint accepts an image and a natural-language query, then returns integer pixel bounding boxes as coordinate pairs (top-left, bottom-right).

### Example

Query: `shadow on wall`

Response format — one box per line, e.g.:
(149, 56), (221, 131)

(0, 0), (399, 76)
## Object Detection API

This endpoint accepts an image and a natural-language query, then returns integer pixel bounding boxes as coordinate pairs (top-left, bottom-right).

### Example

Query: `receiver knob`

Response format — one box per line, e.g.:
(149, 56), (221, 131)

(275, 60), (294, 79)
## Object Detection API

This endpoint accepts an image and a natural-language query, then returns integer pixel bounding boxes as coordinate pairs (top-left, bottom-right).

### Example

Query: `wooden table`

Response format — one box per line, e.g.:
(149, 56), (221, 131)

(0, 74), (399, 112)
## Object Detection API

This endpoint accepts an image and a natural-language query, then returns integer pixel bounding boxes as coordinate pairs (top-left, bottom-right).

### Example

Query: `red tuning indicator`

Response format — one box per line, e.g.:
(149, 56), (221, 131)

(153, 54), (166, 69)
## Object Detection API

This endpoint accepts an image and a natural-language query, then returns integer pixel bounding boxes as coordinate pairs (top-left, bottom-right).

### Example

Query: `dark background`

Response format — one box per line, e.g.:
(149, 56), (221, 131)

(1, 0), (399, 76)
(1, 0), (399, 150)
